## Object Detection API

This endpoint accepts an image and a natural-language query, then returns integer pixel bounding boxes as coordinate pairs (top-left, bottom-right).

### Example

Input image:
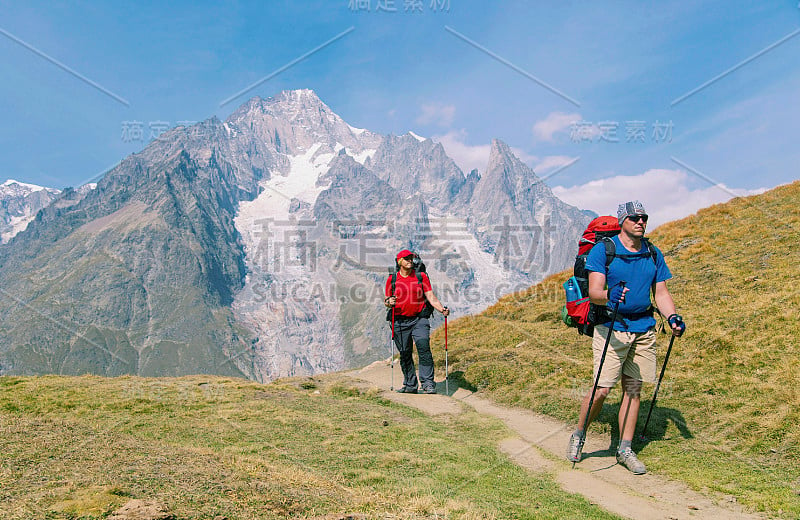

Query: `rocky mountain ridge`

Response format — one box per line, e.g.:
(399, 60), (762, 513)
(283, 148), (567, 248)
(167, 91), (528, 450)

(0, 89), (590, 381)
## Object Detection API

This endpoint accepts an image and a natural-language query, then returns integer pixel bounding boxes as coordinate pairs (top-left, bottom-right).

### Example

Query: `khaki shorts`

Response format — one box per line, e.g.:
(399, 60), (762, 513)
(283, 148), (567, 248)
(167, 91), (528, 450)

(591, 325), (658, 388)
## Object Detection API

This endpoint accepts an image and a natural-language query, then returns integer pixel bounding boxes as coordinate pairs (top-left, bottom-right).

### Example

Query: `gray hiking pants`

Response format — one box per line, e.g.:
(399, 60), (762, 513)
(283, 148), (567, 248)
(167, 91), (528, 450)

(392, 315), (434, 389)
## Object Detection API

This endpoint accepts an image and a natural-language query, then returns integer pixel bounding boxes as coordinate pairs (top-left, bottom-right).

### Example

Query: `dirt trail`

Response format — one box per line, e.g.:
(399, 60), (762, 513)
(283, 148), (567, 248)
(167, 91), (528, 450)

(348, 360), (767, 520)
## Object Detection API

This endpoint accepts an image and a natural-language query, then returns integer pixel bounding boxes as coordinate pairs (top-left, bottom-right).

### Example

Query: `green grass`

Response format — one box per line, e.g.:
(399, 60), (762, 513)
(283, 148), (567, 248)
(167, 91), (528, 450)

(433, 181), (800, 518)
(0, 375), (621, 520)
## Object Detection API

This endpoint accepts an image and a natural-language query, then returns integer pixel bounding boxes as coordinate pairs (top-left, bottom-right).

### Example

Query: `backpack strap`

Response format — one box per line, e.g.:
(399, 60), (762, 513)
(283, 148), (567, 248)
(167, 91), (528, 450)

(642, 238), (660, 315)
(416, 272), (430, 299)
(416, 271), (435, 318)
(642, 237), (658, 265)
(602, 237), (615, 267)
(390, 271), (426, 295)
(602, 236), (657, 268)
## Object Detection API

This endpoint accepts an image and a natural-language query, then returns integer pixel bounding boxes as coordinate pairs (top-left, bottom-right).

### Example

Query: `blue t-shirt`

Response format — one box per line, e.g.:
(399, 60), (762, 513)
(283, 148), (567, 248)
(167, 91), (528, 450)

(585, 235), (672, 332)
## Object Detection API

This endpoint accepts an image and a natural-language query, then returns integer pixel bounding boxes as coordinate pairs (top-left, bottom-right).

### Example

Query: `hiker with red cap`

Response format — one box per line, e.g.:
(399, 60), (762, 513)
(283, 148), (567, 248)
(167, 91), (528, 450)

(385, 249), (450, 394)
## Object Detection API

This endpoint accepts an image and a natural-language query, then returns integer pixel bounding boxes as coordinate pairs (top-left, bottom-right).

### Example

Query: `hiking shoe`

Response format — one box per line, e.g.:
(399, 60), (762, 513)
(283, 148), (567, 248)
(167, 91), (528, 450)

(396, 387), (417, 394)
(421, 385), (436, 394)
(616, 448), (647, 474)
(566, 432), (583, 462)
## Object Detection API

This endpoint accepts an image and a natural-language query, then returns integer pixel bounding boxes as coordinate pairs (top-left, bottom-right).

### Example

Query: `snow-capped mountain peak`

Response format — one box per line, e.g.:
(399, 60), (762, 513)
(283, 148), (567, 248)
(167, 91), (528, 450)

(1, 179), (56, 194)
(0, 179), (62, 243)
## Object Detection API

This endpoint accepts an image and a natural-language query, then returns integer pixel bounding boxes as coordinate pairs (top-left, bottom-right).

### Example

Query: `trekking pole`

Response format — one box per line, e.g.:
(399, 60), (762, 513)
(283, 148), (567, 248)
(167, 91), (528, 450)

(390, 304), (396, 391)
(574, 281), (626, 469)
(444, 312), (449, 396)
(639, 333), (676, 440)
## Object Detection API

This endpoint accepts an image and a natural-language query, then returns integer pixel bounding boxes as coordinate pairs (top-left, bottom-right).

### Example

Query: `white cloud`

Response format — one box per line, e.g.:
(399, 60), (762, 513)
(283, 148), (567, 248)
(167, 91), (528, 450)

(551, 169), (767, 229)
(532, 111), (581, 142)
(433, 129), (537, 175)
(416, 103), (456, 127)
(533, 155), (578, 175)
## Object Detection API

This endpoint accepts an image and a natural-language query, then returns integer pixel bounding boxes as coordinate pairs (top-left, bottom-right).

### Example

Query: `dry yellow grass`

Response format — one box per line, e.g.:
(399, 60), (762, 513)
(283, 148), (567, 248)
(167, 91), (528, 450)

(0, 374), (621, 520)
(434, 181), (800, 517)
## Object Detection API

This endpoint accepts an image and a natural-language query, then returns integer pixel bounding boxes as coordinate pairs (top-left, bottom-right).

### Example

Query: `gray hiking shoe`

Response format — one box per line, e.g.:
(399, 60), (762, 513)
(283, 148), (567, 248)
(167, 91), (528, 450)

(566, 432), (583, 462)
(616, 448), (646, 474)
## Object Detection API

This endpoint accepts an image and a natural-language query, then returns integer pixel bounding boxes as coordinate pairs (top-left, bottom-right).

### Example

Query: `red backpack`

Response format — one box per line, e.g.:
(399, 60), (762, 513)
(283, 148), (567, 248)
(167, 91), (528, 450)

(577, 216), (620, 256)
(562, 216), (620, 336)
(562, 216), (660, 335)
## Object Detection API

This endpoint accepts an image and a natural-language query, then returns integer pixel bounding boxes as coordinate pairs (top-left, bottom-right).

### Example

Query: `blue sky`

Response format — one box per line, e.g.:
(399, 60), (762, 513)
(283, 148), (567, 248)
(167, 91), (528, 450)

(2, 1), (799, 227)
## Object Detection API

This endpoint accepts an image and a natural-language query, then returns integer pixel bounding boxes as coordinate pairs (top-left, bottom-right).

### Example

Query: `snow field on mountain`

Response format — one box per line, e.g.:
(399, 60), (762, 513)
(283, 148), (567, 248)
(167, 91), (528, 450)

(423, 211), (526, 313)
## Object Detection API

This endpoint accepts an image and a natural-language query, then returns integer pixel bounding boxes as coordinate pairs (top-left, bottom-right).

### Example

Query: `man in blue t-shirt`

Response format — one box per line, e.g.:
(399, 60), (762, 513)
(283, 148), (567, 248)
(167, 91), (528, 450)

(566, 200), (686, 474)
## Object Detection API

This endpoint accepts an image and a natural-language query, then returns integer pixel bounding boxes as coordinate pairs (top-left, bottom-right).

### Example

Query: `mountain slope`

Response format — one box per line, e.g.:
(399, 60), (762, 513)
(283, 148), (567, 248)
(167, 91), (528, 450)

(436, 181), (800, 517)
(0, 89), (591, 380)
(367, 133), (466, 210)
(0, 151), (251, 377)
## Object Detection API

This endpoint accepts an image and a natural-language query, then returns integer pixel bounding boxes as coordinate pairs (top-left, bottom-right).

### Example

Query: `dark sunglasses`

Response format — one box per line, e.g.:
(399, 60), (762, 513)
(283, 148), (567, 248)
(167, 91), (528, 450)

(401, 255), (415, 261)
(628, 214), (648, 223)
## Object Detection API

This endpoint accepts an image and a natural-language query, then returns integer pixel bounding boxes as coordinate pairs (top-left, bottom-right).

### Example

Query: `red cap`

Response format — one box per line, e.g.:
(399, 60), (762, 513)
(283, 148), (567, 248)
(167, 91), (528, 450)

(396, 249), (413, 259)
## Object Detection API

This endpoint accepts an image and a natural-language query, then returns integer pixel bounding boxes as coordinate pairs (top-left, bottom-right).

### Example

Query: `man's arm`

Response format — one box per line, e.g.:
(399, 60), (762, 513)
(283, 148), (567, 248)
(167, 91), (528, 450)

(655, 280), (686, 335)
(587, 271), (608, 305)
(589, 271), (631, 306)
(424, 290), (450, 316)
(653, 281), (676, 317)
(654, 280), (685, 336)
(384, 278), (395, 307)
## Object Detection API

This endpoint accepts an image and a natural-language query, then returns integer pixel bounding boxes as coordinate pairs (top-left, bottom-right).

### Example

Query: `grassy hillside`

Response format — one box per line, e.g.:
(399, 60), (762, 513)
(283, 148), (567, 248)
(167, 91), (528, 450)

(0, 374), (621, 520)
(433, 181), (800, 517)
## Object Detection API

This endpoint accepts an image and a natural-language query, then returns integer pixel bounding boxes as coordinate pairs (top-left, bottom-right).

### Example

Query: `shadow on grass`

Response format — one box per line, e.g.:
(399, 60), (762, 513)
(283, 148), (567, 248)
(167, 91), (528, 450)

(582, 399), (693, 458)
(634, 403), (694, 449)
(435, 370), (476, 396)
